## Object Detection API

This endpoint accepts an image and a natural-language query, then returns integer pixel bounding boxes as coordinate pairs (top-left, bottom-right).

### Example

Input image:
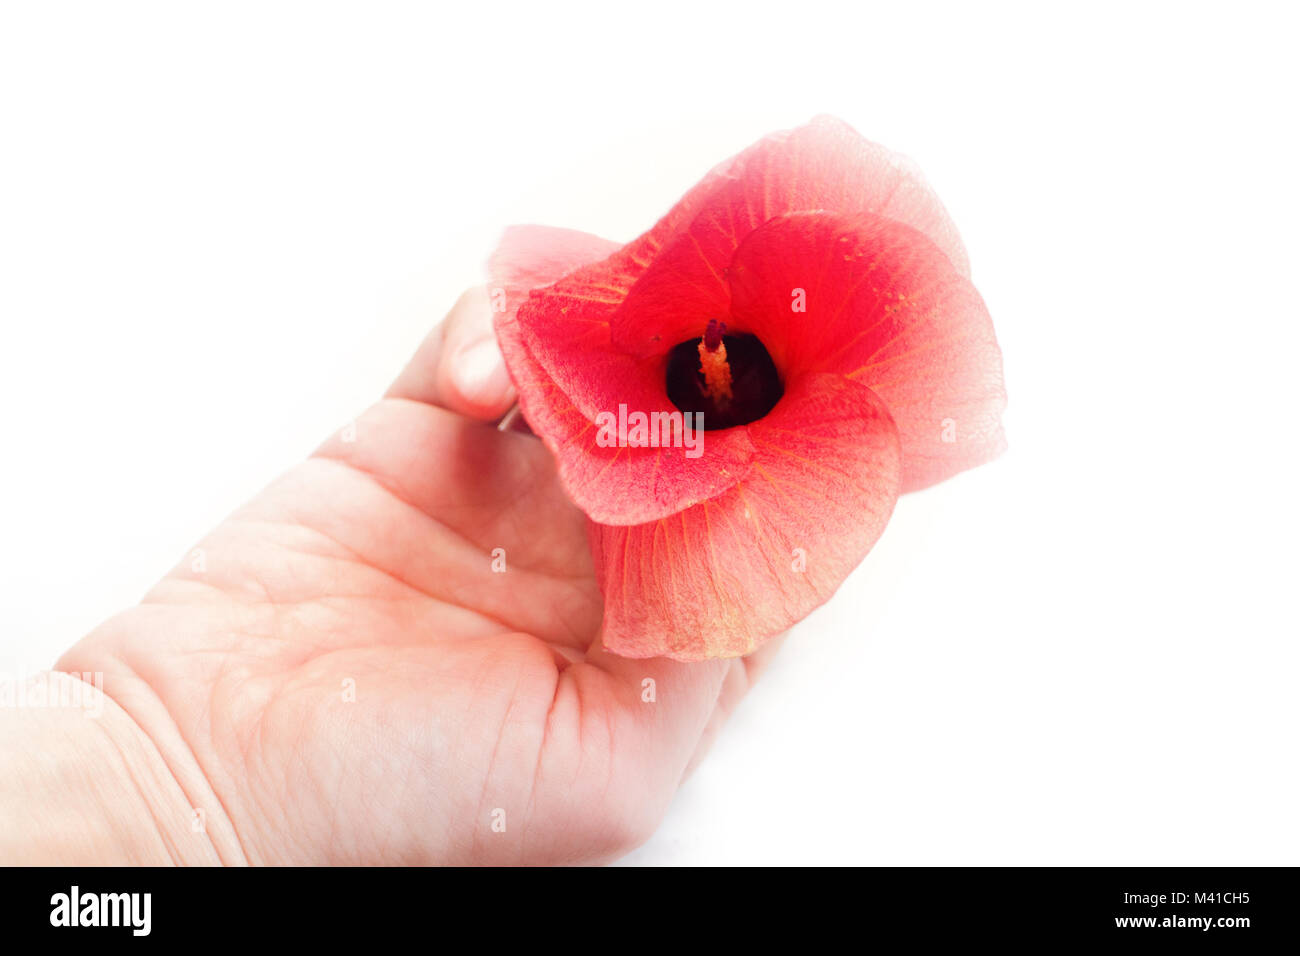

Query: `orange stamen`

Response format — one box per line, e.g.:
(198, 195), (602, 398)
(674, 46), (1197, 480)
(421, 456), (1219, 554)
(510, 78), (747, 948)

(698, 319), (733, 403)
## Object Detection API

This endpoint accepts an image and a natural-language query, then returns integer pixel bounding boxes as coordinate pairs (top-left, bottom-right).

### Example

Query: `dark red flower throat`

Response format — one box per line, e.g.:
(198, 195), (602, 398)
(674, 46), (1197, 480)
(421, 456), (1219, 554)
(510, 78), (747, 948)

(664, 319), (783, 430)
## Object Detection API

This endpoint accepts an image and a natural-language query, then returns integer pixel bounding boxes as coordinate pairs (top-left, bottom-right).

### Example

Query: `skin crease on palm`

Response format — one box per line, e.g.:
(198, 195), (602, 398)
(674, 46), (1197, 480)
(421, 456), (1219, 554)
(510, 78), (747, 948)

(15, 287), (782, 866)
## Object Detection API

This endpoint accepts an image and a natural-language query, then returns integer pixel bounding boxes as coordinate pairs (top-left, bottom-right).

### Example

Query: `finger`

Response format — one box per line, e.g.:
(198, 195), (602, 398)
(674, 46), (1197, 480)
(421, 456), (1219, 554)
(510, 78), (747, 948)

(580, 640), (732, 810)
(579, 626), (789, 791)
(681, 633), (787, 779)
(312, 396), (592, 596)
(387, 286), (516, 419)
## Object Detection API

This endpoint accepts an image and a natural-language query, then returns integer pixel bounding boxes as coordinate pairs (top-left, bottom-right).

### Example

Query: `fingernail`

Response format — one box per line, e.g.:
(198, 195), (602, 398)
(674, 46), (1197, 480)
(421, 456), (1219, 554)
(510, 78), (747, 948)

(452, 337), (512, 403)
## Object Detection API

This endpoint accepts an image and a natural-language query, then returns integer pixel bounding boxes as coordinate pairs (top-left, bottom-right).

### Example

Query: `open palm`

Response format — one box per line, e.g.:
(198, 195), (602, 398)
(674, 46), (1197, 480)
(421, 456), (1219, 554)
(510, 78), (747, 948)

(58, 290), (772, 865)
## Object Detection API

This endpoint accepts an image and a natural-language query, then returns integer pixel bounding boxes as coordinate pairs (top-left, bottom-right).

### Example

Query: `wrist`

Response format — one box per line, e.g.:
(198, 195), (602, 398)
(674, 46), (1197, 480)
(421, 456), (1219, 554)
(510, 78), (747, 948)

(0, 671), (228, 865)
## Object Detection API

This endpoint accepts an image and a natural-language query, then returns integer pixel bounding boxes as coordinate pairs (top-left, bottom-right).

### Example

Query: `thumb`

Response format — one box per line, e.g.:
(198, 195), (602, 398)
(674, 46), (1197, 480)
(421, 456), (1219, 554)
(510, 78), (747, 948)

(387, 286), (516, 419)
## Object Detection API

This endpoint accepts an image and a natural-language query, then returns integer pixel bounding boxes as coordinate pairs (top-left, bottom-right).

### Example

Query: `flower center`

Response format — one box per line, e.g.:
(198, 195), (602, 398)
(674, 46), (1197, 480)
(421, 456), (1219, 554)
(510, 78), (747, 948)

(665, 319), (783, 430)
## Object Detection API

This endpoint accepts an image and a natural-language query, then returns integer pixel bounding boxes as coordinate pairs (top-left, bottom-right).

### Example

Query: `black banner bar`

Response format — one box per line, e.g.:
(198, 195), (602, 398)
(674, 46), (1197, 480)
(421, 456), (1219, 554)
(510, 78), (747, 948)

(0, 866), (1293, 944)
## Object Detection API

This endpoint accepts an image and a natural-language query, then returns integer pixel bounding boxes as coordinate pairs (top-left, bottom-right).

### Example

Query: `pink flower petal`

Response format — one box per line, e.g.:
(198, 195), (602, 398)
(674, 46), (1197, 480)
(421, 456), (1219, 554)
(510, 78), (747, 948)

(592, 373), (901, 660)
(727, 211), (1006, 491)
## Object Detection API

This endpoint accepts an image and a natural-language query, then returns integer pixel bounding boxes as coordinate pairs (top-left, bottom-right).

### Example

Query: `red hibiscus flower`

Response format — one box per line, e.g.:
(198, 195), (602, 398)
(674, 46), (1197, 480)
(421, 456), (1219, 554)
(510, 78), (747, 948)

(490, 117), (1005, 661)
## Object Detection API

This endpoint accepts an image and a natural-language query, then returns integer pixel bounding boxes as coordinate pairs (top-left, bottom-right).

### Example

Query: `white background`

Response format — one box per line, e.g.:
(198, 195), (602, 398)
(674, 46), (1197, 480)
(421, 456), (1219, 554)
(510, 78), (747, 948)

(2, 2), (1297, 864)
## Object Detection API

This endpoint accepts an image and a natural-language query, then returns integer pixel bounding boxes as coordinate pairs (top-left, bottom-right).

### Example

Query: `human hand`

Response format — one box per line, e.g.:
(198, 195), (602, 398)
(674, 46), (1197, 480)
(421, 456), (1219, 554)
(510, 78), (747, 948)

(13, 288), (777, 865)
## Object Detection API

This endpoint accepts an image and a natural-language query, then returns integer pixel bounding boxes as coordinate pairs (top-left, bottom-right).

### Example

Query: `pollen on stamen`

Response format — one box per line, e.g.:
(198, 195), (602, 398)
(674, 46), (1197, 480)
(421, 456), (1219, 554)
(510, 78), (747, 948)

(698, 319), (733, 403)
